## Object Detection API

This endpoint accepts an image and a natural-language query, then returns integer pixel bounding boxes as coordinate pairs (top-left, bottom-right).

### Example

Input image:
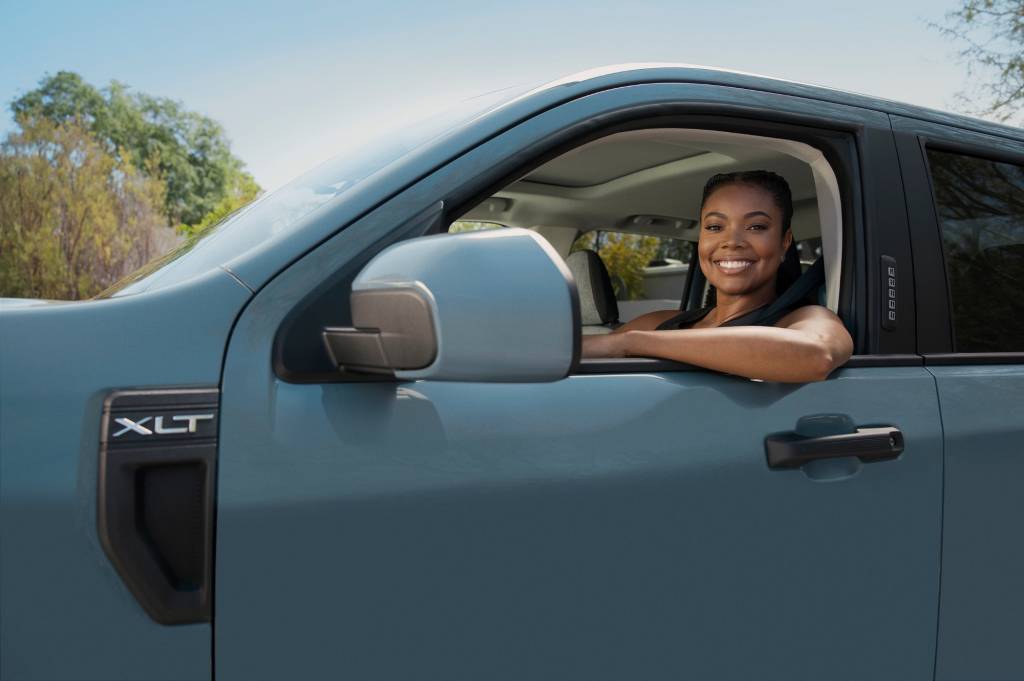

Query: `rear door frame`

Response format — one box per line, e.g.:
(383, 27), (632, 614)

(892, 115), (1024, 681)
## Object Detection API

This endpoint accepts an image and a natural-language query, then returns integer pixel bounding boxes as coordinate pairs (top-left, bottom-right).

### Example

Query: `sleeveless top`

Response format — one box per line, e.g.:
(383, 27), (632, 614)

(655, 303), (773, 330)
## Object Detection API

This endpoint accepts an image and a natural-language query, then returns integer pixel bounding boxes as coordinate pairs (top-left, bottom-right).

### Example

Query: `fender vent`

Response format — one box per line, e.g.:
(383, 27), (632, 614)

(137, 462), (207, 591)
(98, 388), (218, 625)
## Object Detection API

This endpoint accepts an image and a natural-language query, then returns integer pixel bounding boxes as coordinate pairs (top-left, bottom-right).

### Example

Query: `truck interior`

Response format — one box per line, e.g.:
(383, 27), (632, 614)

(451, 127), (843, 334)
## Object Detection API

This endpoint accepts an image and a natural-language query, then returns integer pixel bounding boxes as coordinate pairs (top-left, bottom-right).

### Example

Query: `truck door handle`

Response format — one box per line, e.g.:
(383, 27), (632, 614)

(764, 426), (904, 469)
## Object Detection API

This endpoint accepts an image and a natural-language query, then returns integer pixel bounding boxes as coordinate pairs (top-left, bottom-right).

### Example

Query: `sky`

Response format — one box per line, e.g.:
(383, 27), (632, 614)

(1, 0), (972, 191)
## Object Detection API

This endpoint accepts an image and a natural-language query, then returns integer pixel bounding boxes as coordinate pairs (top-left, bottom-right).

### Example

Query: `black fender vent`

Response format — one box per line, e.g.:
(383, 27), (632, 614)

(98, 388), (218, 625)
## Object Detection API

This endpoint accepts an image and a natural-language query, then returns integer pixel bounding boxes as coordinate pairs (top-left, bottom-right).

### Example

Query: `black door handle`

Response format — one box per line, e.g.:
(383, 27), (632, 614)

(764, 426), (904, 469)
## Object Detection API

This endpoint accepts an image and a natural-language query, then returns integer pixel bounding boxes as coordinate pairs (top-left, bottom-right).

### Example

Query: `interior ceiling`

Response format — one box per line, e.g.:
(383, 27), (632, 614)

(459, 128), (820, 241)
(528, 138), (709, 187)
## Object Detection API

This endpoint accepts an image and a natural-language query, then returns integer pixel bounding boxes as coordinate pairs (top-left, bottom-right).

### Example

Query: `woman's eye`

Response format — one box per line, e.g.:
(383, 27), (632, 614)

(748, 223), (768, 231)
(705, 224), (723, 231)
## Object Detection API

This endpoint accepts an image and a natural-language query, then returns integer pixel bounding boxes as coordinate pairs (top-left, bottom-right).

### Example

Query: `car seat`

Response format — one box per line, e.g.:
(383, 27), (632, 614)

(566, 249), (620, 334)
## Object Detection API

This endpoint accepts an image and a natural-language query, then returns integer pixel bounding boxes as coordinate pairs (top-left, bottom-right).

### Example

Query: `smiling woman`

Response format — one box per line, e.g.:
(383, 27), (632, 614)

(580, 170), (853, 382)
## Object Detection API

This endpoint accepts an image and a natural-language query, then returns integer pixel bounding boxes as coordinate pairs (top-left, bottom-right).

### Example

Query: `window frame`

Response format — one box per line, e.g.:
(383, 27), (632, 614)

(892, 114), (1024, 364)
(276, 85), (915, 383)
(445, 113), (909, 375)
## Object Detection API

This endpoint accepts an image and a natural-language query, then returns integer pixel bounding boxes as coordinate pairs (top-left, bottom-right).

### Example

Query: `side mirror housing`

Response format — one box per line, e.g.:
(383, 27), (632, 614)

(324, 228), (580, 382)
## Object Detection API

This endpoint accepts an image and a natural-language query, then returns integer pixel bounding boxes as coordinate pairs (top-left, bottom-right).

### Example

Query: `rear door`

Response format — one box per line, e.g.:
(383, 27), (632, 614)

(216, 84), (943, 680)
(895, 116), (1024, 681)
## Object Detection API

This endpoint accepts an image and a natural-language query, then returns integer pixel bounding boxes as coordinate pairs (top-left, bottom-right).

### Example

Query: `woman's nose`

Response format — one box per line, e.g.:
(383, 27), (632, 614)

(720, 225), (746, 246)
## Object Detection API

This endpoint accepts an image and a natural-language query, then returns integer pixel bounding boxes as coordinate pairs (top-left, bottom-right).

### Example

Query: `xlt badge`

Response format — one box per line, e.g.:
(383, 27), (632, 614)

(112, 414), (215, 437)
(101, 389), (219, 446)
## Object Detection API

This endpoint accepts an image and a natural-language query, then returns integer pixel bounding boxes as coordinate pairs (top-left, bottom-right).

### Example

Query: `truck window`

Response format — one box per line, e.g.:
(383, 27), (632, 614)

(570, 230), (692, 322)
(927, 149), (1024, 352)
(453, 127), (842, 345)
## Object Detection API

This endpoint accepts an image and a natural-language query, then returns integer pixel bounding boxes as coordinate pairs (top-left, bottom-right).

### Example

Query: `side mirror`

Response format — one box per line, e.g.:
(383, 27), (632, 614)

(323, 228), (580, 382)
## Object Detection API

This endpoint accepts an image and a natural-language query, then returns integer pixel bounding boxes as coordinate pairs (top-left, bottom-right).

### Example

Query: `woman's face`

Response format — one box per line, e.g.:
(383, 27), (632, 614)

(698, 182), (793, 299)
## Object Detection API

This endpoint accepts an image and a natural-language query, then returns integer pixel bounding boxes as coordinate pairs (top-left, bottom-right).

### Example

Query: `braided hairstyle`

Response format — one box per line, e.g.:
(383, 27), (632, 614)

(699, 170), (803, 298)
(700, 170), (794, 236)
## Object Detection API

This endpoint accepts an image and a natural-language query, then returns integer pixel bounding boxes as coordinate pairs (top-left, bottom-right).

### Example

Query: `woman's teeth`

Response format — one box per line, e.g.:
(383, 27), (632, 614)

(716, 259), (754, 271)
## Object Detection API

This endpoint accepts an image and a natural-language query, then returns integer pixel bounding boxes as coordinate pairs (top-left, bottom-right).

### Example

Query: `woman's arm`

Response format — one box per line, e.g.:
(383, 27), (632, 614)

(581, 305), (853, 383)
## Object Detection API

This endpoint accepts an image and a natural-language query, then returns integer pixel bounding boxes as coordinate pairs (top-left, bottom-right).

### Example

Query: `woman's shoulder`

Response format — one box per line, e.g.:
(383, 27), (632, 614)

(616, 308), (683, 332)
(775, 303), (845, 328)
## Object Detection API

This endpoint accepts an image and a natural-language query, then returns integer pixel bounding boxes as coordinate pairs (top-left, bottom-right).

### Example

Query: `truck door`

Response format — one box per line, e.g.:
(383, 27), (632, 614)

(216, 84), (944, 680)
(895, 115), (1024, 681)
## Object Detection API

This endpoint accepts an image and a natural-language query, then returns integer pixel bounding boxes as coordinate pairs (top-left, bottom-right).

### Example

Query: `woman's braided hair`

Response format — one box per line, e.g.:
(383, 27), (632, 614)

(700, 170), (794, 238)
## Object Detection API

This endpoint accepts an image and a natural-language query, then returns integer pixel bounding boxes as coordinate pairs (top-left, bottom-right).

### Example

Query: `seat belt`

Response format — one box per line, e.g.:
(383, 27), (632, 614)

(745, 257), (825, 327)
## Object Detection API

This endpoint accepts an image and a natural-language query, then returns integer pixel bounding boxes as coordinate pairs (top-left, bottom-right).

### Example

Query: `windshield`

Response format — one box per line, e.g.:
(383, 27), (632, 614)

(99, 84), (533, 298)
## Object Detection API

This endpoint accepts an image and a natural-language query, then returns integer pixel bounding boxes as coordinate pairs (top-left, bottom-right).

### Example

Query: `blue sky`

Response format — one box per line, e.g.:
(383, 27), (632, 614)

(2, 0), (968, 190)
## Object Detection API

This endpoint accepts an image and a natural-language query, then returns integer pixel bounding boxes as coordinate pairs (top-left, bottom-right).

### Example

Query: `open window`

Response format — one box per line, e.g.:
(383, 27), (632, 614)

(450, 127), (844, 355)
(275, 117), (857, 383)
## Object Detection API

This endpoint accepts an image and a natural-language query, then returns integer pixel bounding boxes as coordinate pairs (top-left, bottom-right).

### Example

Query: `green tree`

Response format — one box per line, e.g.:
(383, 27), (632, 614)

(0, 117), (169, 299)
(934, 0), (1024, 122)
(177, 171), (262, 238)
(11, 71), (260, 226)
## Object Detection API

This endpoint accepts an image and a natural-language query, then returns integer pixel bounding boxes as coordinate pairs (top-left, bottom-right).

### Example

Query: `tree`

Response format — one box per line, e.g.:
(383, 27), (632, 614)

(0, 117), (169, 299)
(934, 0), (1024, 122)
(177, 171), (262, 238)
(11, 71), (260, 226)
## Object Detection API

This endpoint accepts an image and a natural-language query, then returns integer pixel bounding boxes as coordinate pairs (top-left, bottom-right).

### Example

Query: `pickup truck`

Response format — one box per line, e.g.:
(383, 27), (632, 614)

(2, 64), (1022, 681)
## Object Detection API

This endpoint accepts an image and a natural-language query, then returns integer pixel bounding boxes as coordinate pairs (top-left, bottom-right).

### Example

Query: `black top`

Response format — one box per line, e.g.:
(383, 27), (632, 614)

(655, 303), (772, 330)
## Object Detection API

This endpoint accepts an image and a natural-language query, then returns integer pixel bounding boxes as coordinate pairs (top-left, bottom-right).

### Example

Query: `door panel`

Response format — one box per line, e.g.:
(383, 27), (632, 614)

(930, 366), (1024, 681)
(893, 115), (1024, 680)
(217, 347), (942, 679)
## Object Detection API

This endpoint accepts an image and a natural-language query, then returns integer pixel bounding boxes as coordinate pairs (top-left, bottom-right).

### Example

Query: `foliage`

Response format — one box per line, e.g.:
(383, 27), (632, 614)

(11, 71), (261, 225)
(933, 0), (1024, 122)
(572, 231), (662, 300)
(0, 118), (172, 299)
(178, 171), (262, 238)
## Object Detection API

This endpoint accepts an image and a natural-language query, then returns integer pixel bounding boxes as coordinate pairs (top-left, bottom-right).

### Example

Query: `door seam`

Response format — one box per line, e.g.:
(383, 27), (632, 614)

(925, 365), (946, 681)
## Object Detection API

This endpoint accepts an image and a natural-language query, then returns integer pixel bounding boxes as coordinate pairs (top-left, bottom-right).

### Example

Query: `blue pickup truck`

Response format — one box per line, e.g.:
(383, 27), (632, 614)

(2, 65), (1023, 681)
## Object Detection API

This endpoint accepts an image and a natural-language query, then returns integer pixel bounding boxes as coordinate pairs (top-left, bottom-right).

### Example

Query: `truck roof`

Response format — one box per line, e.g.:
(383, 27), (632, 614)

(529, 63), (1024, 143)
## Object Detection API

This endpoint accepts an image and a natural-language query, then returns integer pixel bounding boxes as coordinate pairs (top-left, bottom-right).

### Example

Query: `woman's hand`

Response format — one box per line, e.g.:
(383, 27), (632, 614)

(580, 309), (680, 359)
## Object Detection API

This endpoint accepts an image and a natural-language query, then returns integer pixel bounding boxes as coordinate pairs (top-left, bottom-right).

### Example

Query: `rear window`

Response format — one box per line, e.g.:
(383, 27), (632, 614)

(927, 149), (1024, 353)
(571, 230), (692, 301)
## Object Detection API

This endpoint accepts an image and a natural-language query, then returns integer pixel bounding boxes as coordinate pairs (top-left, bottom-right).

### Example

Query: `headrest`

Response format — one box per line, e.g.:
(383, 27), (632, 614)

(776, 240), (803, 296)
(566, 249), (619, 325)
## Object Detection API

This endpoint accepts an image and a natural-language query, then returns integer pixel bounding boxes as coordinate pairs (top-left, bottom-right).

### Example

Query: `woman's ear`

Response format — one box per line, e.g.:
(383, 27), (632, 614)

(782, 228), (794, 252)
